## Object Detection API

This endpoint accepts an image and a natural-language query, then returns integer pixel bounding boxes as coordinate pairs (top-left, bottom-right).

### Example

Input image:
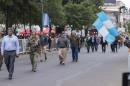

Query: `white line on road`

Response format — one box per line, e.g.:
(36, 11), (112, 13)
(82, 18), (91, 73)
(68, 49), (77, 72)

(56, 63), (102, 86)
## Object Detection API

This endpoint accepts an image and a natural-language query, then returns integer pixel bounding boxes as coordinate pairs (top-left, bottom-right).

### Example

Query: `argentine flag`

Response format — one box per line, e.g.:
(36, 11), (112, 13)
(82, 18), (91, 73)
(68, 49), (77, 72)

(97, 11), (118, 37)
(93, 18), (115, 44)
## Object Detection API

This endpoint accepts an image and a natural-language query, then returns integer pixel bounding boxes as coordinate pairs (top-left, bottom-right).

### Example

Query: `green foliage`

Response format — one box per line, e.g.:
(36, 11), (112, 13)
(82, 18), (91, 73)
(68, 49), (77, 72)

(0, 12), (5, 23)
(0, 0), (40, 25)
(45, 0), (66, 26)
(0, 0), (104, 30)
(64, 0), (103, 29)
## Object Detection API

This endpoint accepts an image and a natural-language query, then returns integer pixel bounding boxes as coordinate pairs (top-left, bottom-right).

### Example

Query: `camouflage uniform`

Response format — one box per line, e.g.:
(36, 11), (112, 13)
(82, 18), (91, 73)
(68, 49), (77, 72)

(28, 34), (40, 72)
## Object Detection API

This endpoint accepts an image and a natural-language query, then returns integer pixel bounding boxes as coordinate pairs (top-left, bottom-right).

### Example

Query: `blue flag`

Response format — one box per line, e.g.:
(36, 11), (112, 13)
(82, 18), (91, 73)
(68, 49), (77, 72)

(97, 11), (118, 37)
(42, 13), (50, 27)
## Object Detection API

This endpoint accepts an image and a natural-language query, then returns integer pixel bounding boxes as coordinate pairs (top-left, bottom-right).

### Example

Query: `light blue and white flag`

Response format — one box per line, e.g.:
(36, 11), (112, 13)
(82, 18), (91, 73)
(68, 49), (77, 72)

(93, 18), (115, 44)
(97, 11), (118, 37)
(42, 13), (50, 27)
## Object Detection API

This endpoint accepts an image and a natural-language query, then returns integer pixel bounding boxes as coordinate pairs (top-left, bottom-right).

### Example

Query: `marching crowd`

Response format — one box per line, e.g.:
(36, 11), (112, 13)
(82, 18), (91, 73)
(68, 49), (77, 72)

(0, 28), (126, 80)
(84, 35), (123, 53)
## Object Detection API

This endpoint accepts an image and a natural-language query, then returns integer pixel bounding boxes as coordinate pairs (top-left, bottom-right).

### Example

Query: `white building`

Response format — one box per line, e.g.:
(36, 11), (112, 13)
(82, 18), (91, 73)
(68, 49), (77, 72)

(102, 1), (127, 33)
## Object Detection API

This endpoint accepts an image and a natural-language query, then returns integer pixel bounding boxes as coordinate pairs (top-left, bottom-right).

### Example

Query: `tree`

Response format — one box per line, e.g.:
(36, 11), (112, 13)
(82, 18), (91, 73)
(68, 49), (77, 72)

(64, 0), (103, 29)
(0, 12), (5, 23)
(44, 0), (66, 26)
(0, 0), (104, 31)
(62, 0), (85, 5)
(0, 0), (41, 32)
(64, 3), (84, 29)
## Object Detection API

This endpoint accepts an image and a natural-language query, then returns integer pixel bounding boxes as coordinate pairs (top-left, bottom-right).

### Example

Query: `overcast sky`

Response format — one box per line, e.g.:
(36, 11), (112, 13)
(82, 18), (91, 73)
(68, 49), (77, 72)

(118, 0), (130, 8)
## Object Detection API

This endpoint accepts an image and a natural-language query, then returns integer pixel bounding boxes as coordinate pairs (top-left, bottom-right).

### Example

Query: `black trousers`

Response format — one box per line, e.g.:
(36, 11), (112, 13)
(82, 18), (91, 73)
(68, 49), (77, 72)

(114, 44), (118, 52)
(4, 51), (16, 75)
(102, 45), (106, 53)
(111, 45), (115, 52)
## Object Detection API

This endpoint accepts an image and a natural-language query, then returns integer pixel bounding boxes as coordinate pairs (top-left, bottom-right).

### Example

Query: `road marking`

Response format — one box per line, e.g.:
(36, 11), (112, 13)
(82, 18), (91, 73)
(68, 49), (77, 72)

(56, 63), (102, 86)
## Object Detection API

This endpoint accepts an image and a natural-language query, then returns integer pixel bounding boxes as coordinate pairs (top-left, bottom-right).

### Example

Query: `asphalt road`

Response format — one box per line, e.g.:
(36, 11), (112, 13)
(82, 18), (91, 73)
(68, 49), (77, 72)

(0, 46), (128, 86)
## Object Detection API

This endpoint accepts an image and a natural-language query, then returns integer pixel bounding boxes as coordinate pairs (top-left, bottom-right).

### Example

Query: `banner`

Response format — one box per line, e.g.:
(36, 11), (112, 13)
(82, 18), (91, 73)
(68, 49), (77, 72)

(42, 13), (50, 27)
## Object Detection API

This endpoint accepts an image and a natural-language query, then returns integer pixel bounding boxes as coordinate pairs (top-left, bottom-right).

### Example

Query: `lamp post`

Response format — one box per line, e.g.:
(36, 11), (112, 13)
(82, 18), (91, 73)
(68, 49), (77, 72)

(29, 4), (32, 34)
(40, 0), (44, 31)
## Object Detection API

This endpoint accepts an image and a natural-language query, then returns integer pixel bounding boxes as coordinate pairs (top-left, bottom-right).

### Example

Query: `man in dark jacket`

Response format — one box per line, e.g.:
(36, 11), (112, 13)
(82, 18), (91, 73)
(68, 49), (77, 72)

(114, 39), (118, 52)
(101, 37), (107, 53)
(85, 36), (91, 53)
(90, 35), (97, 52)
(70, 32), (80, 62)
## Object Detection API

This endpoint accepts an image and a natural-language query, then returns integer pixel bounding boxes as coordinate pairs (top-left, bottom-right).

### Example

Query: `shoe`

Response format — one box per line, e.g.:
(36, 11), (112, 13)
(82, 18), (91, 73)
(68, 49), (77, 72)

(8, 74), (12, 80)
(60, 61), (62, 64)
(32, 69), (37, 72)
(76, 60), (78, 62)
(8, 77), (12, 80)
(61, 62), (65, 65)
(32, 70), (37, 72)
(45, 57), (47, 61)
(40, 60), (43, 62)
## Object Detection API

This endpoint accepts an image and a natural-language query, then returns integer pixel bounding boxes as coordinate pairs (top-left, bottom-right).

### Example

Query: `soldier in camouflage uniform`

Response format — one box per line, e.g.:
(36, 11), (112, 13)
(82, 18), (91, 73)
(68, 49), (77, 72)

(28, 32), (40, 72)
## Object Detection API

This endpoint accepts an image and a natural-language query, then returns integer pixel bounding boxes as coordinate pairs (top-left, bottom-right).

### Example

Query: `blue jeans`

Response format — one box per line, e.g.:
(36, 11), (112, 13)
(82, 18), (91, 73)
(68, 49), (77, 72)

(71, 47), (79, 61)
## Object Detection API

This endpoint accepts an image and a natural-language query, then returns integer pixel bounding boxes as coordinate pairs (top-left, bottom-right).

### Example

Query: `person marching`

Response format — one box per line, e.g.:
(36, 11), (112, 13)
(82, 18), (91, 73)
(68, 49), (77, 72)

(111, 42), (115, 53)
(0, 32), (3, 71)
(1, 29), (19, 80)
(39, 32), (48, 62)
(28, 32), (40, 72)
(48, 37), (52, 52)
(70, 32), (80, 62)
(101, 36), (107, 53)
(113, 39), (118, 53)
(95, 36), (101, 52)
(90, 35), (97, 52)
(85, 36), (91, 53)
(57, 33), (69, 65)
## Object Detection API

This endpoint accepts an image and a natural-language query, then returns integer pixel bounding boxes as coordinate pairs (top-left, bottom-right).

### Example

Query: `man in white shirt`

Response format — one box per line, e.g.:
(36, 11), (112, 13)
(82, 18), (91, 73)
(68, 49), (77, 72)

(1, 29), (19, 80)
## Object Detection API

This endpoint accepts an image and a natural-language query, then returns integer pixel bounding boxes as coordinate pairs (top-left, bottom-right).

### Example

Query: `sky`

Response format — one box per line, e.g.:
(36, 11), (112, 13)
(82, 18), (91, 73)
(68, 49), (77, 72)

(118, 0), (130, 8)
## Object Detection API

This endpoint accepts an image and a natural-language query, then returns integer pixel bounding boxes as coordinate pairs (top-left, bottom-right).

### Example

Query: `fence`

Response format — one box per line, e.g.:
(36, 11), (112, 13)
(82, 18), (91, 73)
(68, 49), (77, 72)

(19, 39), (29, 54)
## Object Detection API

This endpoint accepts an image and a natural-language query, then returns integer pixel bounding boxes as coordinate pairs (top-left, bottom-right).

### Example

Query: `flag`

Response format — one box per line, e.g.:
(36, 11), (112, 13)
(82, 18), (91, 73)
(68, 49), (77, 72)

(97, 11), (118, 37)
(42, 13), (50, 27)
(93, 18), (115, 44)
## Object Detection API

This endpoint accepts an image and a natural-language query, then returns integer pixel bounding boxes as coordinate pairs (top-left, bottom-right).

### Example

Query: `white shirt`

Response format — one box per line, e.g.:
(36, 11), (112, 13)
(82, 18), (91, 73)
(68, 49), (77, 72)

(1, 35), (19, 55)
